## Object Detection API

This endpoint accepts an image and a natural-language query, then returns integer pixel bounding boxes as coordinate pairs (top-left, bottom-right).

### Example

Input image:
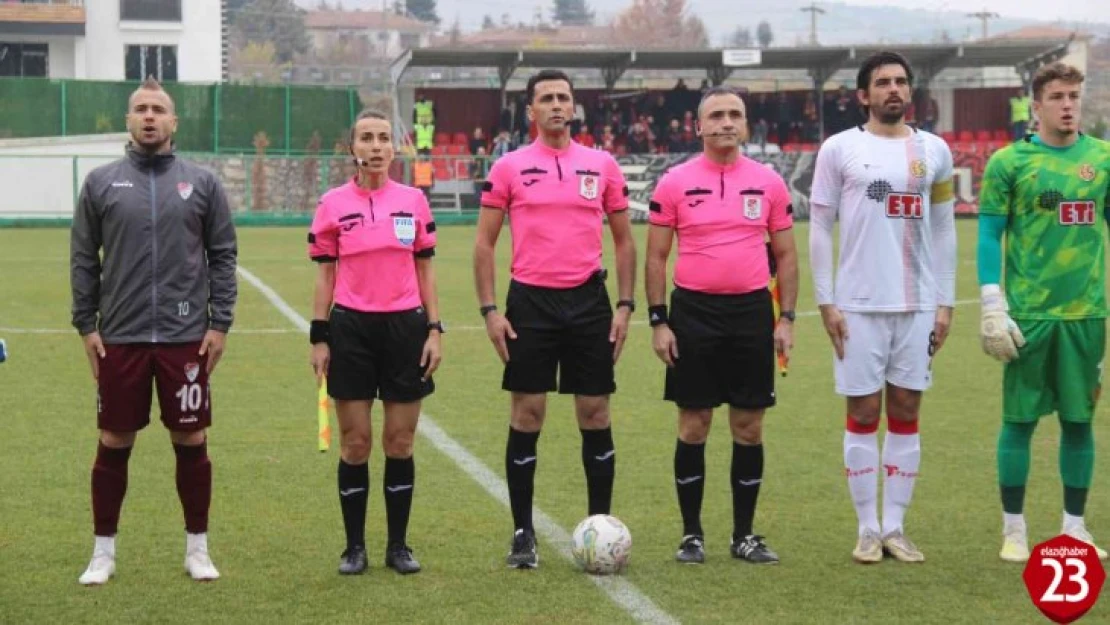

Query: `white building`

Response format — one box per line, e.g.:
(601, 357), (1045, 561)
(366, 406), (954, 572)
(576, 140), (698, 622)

(305, 9), (433, 61)
(0, 0), (225, 82)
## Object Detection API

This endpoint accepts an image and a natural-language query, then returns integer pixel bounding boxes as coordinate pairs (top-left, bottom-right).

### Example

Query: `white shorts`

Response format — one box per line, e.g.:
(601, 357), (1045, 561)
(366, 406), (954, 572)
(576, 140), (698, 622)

(833, 311), (936, 396)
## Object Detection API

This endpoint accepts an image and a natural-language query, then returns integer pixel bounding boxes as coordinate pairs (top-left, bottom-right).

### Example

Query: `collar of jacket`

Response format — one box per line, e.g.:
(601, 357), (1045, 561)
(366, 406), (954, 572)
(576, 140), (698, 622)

(126, 142), (177, 170)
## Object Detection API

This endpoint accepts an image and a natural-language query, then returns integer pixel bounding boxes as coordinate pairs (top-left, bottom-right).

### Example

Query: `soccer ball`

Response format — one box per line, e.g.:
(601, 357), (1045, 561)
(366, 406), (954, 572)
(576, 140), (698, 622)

(571, 514), (632, 575)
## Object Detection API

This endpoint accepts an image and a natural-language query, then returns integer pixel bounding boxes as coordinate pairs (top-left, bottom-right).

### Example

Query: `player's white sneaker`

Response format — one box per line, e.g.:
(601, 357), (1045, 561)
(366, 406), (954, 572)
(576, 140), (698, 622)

(1064, 525), (1108, 561)
(79, 537), (116, 585)
(852, 528), (883, 564)
(882, 531), (925, 563)
(999, 524), (1030, 562)
(184, 533), (220, 581)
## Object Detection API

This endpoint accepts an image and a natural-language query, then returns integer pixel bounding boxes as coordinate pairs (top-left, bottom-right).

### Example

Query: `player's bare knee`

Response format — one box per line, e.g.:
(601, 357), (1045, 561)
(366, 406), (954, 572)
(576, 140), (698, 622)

(575, 397), (610, 430)
(729, 410), (763, 445)
(382, 428), (415, 458)
(510, 394), (546, 432)
(341, 433), (372, 464)
(169, 429), (206, 446)
(677, 410), (711, 443)
(847, 395), (882, 425)
(100, 430), (136, 448)
(886, 386), (922, 422)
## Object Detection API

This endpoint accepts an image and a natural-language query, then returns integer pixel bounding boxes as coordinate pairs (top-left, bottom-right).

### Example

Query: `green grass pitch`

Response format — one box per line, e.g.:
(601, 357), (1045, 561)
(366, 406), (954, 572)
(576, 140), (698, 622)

(0, 221), (1105, 624)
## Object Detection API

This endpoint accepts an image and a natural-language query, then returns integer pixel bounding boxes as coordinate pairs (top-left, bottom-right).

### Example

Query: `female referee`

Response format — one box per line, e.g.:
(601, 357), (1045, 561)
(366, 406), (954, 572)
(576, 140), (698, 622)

(308, 109), (442, 575)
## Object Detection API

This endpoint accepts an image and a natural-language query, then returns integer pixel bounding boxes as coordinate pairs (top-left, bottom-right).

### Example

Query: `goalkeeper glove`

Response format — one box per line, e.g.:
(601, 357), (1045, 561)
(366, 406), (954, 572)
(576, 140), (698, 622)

(980, 284), (1025, 363)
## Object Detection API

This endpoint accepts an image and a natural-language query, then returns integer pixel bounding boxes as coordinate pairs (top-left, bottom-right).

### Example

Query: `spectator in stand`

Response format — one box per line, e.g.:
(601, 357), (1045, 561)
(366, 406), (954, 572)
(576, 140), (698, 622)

(665, 118), (686, 153)
(413, 93), (436, 127)
(627, 122), (652, 154)
(803, 92), (819, 142)
(469, 127), (487, 155)
(827, 85), (855, 135)
(608, 101), (626, 135)
(471, 146), (488, 196)
(500, 102), (514, 135)
(491, 129), (512, 161)
(413, 121), (434, 156)
(681, 111), (697, 150)
(572, 101), (587, 137)
(775, 92), (794, 147)
(918, 89), (938, 133)
(574, 126), (596, 148)
(651, 95), (669, 134)
(600, 125), (618, 154)
(1010, 89), (1031, 140)
(413, 155), (434, 200)
(751, 118), (768, 151)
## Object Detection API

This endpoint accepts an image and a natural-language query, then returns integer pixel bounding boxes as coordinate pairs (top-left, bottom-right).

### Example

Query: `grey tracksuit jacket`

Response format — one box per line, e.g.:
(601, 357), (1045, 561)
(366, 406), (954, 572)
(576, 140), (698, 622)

(70, 146), (238, 343)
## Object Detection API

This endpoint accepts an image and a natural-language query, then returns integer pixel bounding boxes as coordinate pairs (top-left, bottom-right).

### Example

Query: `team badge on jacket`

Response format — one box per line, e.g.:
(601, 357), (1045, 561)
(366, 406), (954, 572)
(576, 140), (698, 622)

(178, 182), (194, 200)
(393, 215), (416, 245)
(184, 362), (200, 383)
(742, 194), (762, 220)
(579, 174), (598, 200)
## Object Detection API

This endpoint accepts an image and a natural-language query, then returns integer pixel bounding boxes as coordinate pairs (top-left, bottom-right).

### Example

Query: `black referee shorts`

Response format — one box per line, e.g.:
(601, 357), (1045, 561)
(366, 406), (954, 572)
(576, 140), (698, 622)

(327, 303), (434, 402)
(664, 286), (776, 411)
(502, 272), (615, 396)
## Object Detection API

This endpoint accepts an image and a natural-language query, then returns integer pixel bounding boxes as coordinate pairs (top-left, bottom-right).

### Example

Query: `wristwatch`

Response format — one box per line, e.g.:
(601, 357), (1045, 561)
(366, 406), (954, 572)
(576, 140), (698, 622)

(779, 310), (796, 322)
(616, 299), (635, 313)
(427, 320), (446, 333)
(479, 304), (497, 318)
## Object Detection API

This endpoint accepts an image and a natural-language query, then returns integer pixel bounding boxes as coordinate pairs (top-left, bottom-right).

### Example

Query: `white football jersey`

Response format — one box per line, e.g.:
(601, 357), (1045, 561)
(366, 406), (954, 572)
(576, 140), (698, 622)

(810, 126), (954, 312)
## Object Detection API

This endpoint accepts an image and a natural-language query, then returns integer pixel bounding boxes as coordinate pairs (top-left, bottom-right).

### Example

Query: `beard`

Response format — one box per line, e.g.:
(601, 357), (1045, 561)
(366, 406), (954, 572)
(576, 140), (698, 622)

(870, 98), (905, 125)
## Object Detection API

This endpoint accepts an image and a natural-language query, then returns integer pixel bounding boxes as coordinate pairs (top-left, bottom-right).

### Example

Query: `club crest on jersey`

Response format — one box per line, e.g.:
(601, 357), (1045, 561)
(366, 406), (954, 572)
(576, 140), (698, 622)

(177, 182), (193, 200)
(184, 362), (200, 383)
(579, 174), (598, 200)
(742, 195), (762, 220)
(1079, 164), (1096, 182)
(910, 159), (927, 179)
(393, 215), (416, 245)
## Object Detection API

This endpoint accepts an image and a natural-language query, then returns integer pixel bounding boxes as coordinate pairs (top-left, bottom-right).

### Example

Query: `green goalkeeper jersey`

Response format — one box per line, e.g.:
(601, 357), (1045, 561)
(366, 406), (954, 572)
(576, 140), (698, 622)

(979, 134), (1110, 320)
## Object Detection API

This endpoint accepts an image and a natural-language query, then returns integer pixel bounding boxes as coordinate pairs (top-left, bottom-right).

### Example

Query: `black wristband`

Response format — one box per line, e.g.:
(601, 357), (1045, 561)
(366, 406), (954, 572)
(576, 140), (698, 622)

(616, 299), (635, 313)
(480, 304), (497, 318)
(309, 319), (330, 344)
(648, 305), (668, 327)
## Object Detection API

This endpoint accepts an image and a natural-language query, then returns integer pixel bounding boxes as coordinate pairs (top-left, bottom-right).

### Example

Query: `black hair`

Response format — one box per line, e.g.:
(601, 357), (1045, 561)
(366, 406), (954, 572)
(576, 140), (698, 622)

(856, 51), (914, 92)
(526, 69), (574, 104)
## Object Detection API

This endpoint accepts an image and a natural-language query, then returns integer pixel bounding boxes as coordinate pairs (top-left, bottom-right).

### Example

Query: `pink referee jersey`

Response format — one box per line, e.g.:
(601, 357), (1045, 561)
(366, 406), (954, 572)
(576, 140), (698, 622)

(308, 178), (436, 312)
(481, 140), (629, 288)
(649, 154), (793, 294)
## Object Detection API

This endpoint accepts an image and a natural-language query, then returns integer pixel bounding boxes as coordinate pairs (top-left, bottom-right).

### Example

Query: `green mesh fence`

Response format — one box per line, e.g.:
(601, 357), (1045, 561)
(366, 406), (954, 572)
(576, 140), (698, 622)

(0, 79), (357, 154)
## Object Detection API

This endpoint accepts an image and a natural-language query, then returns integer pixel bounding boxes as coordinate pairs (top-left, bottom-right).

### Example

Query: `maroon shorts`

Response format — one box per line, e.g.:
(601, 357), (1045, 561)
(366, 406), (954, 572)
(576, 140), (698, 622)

(97, 342), (211, 432)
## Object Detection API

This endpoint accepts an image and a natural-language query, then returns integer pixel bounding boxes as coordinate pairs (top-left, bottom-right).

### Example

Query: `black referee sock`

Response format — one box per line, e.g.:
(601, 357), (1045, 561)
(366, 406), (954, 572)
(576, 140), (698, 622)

(506, 428), (540, 532)
(581, 427), (616, 516)
(338, 460), (369, 549)
(384, 456), (416, 545)
(732, 442), (764, 540)
(674, 439), (706, 537)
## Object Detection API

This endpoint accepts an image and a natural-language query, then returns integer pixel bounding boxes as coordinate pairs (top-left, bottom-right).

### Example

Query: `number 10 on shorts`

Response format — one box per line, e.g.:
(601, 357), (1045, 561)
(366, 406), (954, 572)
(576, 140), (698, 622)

(1024, 534), (1105, 623)
(175, 383), (204, 412)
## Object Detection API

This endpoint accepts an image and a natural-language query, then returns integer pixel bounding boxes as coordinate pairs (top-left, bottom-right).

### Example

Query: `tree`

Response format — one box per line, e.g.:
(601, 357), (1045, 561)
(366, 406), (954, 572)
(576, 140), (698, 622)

(406, 0), (440, 24)
(232, 0), (309, 64)
(727, 25), (752, 47)
(756, 20), (773, 48)
(481, 14), (496, 29)
(552, 0), (594, 26)
(613, 0), (709, 49)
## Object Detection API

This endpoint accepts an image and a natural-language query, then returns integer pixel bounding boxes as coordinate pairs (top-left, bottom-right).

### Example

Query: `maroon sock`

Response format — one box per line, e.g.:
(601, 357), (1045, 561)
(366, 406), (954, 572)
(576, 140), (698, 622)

(92, 443), (132, 536)
(174, 442), (212, 534)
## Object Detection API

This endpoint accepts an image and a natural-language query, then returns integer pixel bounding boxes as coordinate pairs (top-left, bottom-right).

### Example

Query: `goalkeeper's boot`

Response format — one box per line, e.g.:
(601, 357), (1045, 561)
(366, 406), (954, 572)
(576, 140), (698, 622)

(999, 523), (1030, 563)
(338, 544), (368, 575)
(882, 530), (925, 563)
(1064, 525), (1108, 561)
(852, 528), (883, 564)
(675, 535), (705, 564)
(385, 541), (422, 575)
(506, 528), (538, 569)
(184, 533), (220, 581)
(731, 534), (779, 564)
(79, 538), (116, 586)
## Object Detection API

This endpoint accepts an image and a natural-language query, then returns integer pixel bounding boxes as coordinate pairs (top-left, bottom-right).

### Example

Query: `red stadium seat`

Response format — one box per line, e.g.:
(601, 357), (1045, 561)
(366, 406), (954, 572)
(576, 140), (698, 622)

(433, 160), (450, 180)
(445, 144), (467, 156)
(434, 132), (450, 146)
(939, 131), (956, 144)
(452, 132), (468, 146)
(430, 145), (448, 156)
(957, 131), (974, 142)
(993, 129), (1009, 142)
(975, 130), (992, 142)
(988, 140), (1008, 153)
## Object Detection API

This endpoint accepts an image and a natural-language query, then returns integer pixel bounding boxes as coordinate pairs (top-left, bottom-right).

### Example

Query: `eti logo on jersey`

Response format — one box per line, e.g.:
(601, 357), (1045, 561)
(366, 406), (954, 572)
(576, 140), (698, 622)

(886, 193), (924, 219)
(1059, 201), (1096, 226)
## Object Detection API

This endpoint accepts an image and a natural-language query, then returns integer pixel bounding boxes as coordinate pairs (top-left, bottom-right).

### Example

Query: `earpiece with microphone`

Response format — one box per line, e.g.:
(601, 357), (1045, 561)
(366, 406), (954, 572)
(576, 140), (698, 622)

(353, 157), (368, 167)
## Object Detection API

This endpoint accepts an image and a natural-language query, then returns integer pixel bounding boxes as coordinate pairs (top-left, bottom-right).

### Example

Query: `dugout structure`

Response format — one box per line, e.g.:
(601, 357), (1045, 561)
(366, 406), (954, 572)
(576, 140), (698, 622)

(388, 41), (1071, 141)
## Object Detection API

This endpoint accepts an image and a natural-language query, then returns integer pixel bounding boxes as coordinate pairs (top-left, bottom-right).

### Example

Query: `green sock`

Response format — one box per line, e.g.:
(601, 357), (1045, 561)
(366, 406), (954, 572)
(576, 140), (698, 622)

(998, 421), (1037, 514)
(1060, 421), (1094, 516)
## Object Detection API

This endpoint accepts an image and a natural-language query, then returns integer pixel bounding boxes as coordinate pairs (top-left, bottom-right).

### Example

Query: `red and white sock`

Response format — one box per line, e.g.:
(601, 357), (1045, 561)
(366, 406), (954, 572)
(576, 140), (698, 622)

(844, 416), (880, 536)
(881, 417), (920, 537)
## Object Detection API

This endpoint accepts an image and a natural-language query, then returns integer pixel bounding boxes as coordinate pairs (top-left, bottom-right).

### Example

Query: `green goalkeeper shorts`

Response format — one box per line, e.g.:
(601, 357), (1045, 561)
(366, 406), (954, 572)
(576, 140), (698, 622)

(1003, 318), (1106, 423)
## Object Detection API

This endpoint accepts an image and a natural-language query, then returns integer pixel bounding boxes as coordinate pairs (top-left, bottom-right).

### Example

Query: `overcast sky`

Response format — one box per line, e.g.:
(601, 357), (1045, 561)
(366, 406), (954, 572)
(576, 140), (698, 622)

(833, 0), (1106, 24)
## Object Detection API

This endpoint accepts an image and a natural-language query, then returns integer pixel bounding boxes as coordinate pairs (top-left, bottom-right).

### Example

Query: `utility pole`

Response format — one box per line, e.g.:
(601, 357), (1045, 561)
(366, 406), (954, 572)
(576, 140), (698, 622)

(966, 9), (999, 40)
(800, 3), (825, 46)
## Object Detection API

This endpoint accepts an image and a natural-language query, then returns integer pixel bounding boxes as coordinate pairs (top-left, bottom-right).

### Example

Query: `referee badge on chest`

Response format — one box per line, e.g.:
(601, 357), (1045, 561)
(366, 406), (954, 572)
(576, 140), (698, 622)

(393, 214), (416, 246)
(579, 174), (599, 200)
(741, 194), (763, 220)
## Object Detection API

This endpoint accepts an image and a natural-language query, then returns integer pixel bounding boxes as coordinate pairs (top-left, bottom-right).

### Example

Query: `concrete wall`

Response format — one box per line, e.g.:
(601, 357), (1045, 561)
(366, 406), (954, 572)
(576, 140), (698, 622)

(0, 134), (127, 217)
